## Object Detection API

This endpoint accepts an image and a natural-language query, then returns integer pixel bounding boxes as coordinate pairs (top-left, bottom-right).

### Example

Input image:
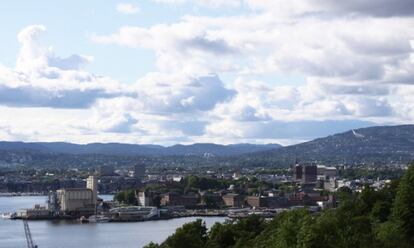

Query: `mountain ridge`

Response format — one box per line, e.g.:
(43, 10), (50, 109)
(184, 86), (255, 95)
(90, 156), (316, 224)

(0, 141), (281, 157)
(1, 124), (414, 165)
(256, 124), (414, 165)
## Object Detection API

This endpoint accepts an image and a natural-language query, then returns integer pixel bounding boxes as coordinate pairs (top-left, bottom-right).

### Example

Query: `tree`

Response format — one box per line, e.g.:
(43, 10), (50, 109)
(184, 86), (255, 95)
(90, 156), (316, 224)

(207, 222), (237, 248)
(142, 165), (414, 248)
(114, 190), (137, 205)
(143, 242), (160, 248)
(202, 194), (219, 209)
(253, 209), (309, 248)
(161, 219), (207, 248)
(233, 215), (266, 247)
(380, 164), (414, 246)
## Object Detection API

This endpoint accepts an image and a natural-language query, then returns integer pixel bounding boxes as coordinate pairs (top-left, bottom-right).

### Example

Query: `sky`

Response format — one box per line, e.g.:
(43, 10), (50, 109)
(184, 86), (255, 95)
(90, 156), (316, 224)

(0, 0), (413, 146)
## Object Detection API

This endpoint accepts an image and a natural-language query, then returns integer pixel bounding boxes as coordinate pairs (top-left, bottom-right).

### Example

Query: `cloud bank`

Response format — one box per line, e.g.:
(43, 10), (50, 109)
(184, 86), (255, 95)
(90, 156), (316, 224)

(1, 1), (414, 145)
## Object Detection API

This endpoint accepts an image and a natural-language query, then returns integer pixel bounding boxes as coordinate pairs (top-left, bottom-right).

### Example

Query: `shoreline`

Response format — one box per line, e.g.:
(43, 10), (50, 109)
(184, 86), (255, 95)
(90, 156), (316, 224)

(3, 213), (228, 223)
(0, 193), (47, 197)
(3, 207), (290, 222)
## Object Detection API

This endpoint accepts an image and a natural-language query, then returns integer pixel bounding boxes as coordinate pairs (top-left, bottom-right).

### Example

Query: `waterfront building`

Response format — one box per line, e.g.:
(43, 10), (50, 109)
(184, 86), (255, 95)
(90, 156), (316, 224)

(246, 195), (289, 208)
(222, 193), (244, 208)
(16, 205), (50, 219)
(109, 206), (158, 221)
(160, 192), (199, 207)
(56, 188), (94, 213)
(87, 175), (98, 204)
(246, 196), (266, 208)
(137, 191), (153, 207)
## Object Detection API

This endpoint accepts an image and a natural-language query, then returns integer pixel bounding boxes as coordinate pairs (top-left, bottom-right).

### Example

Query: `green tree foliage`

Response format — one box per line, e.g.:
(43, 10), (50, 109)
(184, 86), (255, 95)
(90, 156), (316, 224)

(391, 165), (414, 241)
(146, 164), (414, 248)
(207, 222), (237, 248)
(185, 176), (230, 192)
(161, 219), (207, 248)
(378, 164), (414, 247)
(143, 242), (160, 248)
(254, 209), (309, 248)
(114, 189), (136, 205)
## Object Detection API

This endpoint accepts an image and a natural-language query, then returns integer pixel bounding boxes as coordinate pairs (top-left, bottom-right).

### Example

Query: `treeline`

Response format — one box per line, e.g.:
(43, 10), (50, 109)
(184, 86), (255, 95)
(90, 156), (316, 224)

(114, 189), (137, 205)
(145, 164), (414, 248)
(114, 175), (278, 207)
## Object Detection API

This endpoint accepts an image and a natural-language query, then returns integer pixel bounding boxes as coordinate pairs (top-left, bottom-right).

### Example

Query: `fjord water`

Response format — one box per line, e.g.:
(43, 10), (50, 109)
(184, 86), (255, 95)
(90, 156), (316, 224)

(0, 195), (225, 248)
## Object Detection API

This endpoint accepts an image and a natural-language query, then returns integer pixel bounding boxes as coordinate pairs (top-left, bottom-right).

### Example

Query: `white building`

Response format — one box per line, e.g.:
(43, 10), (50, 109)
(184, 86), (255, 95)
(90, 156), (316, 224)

(17, 205), (50, 219)
(137, 191), (152, 206)
(86, 175), (98, 204)
(57, 188), (94, 212)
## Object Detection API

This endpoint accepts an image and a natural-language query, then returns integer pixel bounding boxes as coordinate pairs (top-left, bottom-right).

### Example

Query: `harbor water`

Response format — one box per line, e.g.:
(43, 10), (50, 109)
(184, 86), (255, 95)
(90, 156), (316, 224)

(0, 195), (226, 248)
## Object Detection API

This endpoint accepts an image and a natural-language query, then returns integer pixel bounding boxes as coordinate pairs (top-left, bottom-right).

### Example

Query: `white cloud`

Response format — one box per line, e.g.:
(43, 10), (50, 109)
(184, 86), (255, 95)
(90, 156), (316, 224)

(92, 14), (414, 85)
(0, 24), (237, 144)
(245, 0), (414, 17)
(0, 25), (126, 109)
(2, 0), (414, 145)
(116, 3), (140, 14)
(91, 22), (239, 75)
(16, 25), (93, 75)
(132, 73), (235, 114)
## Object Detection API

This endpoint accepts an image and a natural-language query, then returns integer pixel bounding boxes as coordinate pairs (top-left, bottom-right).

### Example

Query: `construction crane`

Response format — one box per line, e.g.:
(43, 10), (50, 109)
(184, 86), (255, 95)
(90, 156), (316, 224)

(23, 219), (38, 248)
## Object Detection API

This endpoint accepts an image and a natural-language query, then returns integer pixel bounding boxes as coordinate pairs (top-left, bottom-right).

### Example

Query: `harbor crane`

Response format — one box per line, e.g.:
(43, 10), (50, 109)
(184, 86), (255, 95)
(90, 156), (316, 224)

(23, 219), (38, 248)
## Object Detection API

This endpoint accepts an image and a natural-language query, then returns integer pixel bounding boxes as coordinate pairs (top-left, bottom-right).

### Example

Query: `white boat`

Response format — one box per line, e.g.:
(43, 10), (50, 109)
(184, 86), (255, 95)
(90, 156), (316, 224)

(1, 212), (17, 219)
(88, 215), (110, 223)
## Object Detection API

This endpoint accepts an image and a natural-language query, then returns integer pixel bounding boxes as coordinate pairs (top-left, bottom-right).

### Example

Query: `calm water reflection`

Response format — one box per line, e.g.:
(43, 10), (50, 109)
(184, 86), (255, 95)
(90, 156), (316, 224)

(0, 196), (225, 248)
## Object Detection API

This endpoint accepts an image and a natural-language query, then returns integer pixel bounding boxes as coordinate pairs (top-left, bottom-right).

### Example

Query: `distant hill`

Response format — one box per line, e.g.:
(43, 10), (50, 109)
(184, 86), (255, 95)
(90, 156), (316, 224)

(0, 141), (281, 157)
(1, 125), (414, 167)
(257, 125), (414, 165)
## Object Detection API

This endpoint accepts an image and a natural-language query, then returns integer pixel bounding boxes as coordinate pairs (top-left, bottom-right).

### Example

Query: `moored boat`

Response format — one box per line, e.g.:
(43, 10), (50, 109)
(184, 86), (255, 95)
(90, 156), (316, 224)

(1, 212), (17, 219)
(88, 215), (110, 223)
(79, 216), (89, 223)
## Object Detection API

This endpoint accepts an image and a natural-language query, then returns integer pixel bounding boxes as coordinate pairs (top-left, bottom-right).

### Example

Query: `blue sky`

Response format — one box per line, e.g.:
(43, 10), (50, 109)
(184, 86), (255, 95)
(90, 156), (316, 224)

(0, 1), (253, 84)
(0, 1), (165, 83)
(0, 0), (413, 145)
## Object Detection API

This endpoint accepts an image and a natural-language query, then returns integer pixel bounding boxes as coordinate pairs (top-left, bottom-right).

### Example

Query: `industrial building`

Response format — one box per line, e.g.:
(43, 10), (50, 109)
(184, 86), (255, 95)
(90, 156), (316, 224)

(56, 188), (95, 213)
(54, 175), (98, 215)
(16, 205), (50, 219)
(86, 175), (98, 204)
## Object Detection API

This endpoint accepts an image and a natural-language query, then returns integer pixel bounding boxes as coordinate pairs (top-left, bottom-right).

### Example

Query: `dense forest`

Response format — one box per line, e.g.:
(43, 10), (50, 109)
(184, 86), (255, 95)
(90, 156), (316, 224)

(145, 164), (414, 248)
